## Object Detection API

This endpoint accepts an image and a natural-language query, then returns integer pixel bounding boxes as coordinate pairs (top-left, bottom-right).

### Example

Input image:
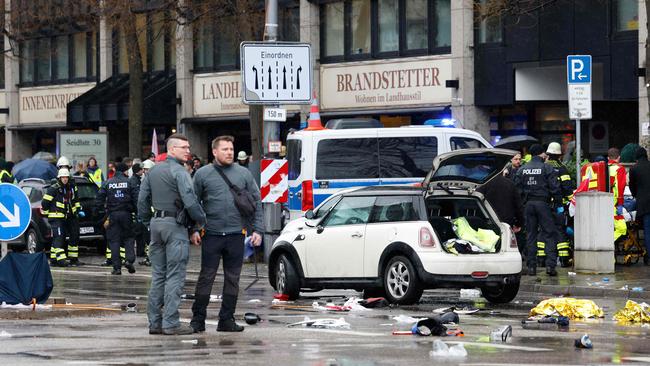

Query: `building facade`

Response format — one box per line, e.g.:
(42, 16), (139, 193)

(1, 0), (643, 164)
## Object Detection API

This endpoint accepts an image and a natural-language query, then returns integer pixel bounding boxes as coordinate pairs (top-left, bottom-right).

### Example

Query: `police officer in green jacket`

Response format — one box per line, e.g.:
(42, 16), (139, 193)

(138, 134), (206, 336)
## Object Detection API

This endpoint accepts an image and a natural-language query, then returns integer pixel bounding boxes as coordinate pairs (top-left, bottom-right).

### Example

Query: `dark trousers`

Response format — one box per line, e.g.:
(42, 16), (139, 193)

(191, 234), (245, 326)
(525, 201), (558, 269)
(134, 221), (149, 257)
(106, 211), (136, 270)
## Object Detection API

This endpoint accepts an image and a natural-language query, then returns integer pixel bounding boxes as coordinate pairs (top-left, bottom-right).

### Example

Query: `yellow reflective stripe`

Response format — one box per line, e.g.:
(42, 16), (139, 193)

(55, 202), (65, 208)
(560, 175), (571, 181)
(558, 252), (570, 256)
(48, 213), (65, 218)
(43, 194), (54, 201)
(537, 242), (545, 248)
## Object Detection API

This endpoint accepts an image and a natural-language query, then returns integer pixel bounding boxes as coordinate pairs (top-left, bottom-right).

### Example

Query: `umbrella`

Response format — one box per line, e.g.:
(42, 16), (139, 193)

(494, 135), (538, 150)
(32, 151), (56, 163)
(12, 159), (57, 182)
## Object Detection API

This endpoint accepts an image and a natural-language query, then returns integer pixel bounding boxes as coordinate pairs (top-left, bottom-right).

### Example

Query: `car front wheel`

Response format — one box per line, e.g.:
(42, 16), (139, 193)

(481, 281), (520, 304)
(383, 256), (423, 305)
(25, 228), (40, 254)
(275, 254), (300, 300)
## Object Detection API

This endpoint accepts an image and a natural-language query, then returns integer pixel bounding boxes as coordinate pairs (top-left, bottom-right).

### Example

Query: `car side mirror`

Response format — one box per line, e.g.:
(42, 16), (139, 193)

(316, 225), (324, 234)
(304, 209), (315, 219)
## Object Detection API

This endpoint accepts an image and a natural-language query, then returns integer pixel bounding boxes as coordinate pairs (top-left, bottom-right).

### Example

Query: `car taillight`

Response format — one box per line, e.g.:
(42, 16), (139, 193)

(510, 228), (518, 249)
(419, 227), (435, 247)
(471, 271), (489, 279)
(301, 180), (314, 211)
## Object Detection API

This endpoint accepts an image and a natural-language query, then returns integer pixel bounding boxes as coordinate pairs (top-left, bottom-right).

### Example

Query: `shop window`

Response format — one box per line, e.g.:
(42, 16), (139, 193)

(476, 0), (502, 43)
(73, 33), (87, 78)
(36, 38), (52, 82)
(0, 37), (4, 88)
(615, 0), (638, 32)
(54, 35), (69, 80)
(378, 0), (399, 53)
(151, 12), (166, 71)
(192, 2), (299, 72)
(20, 40), (35, 83)
(322, 2), (345, 57)
(321, 0), (451, 63)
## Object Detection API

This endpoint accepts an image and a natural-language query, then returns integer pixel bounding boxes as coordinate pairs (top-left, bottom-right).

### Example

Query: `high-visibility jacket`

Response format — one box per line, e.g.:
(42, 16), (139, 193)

(42, 180), (81, 220)
(0, 170), (16, 184)
(608, 160), (626, 206)
(87, 167), (103, 188)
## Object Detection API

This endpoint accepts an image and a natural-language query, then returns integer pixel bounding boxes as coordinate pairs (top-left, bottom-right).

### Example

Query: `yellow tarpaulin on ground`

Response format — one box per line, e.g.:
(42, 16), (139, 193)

(529, 298), (604, 319)
(613, 300), (650, 324)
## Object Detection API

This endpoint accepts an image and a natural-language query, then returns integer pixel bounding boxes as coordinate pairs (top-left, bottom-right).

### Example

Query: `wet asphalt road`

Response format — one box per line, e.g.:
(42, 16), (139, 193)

(1, 249), (650, 365)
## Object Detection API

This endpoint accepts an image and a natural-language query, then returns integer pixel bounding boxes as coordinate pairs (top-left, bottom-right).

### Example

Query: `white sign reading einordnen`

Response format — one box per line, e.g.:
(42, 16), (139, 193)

(194, 72), (248, 116)
(19, 83), (94, 124)
(320, 57), (452, 110)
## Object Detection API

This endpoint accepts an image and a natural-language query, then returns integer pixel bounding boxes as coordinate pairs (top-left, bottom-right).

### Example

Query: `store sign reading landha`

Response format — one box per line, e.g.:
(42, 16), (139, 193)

(320, 58), (452, 110)
(194, 73), (248, 116)
(19, 83), (94, 124)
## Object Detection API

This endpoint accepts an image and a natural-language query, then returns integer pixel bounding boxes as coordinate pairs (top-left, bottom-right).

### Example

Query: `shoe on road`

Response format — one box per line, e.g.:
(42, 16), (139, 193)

(101, 260), (112, 267)
(162, 325), (195, 335)
(125, 263), (136, 274)
(546, 267), (558, 276)
(190, 322), (205, 333)
(111, 269), (122, 275)
(149, 328), (162, 335)
(526, 267), (536, 276)
(217, 319), (244, 332)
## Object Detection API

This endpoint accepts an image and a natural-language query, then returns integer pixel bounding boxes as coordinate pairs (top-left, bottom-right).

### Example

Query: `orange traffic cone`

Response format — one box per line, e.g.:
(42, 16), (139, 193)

(305, 91), (325, 131)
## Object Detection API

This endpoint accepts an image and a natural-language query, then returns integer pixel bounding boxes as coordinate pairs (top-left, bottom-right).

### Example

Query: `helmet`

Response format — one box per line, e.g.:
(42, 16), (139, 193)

(57, 168), (71, 178)
(546, 142), (562, 155)
(142, 160), (155, 170)
(57, 156), (71, 168)
(237, 151), (248, 161)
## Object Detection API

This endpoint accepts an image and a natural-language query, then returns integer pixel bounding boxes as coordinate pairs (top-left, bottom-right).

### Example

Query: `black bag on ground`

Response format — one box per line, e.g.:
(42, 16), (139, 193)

(214, 165), (256, 218)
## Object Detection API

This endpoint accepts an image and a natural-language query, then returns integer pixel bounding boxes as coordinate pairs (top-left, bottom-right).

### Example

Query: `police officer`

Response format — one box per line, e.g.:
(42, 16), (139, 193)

(96, 162), (138, 275)
(42, 168), (83, 267)
(138, 134), (206, 336)
(544, 142), (575, 267)
(515, 144), (562, 276)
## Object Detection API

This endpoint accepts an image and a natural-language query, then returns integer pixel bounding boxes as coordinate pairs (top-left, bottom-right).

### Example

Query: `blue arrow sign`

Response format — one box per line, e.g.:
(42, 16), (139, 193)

(567, 55), (592, 84)
(0, 183), (32, 241)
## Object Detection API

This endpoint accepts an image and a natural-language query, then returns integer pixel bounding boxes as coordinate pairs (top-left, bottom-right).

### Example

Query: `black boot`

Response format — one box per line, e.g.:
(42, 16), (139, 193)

(217, 318), (244, 332)
(190, 295), (210, 333)
(527, 267), (536, 276)
(111, 268), (122, 275)
(125, 262), (136, 274)
(546, 267), (557, 276)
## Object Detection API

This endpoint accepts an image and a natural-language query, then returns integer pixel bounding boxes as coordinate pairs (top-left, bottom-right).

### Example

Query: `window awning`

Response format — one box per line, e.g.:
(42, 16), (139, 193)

(67, 72), (177, 127)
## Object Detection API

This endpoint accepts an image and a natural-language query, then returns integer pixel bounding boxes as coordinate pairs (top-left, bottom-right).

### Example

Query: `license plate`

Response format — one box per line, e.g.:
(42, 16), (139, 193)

(79, 227), (94, 234)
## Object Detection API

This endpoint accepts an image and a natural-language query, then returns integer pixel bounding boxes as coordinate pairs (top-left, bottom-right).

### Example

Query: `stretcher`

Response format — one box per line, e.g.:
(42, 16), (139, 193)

(615, 219), (647, 265)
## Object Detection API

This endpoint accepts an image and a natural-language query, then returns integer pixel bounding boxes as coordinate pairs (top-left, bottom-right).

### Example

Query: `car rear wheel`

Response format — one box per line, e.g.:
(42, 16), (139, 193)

(383, 256), (423, 305)
(275, 254), (300, 300)
(481, 281), (520, 304)
(25, 228), (40, 254)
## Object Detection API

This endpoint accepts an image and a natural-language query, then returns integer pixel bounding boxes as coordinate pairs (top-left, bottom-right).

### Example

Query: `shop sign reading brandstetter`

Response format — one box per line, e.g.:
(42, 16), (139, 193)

(320, 57), (452, 110)
(19, 83), (94, 124)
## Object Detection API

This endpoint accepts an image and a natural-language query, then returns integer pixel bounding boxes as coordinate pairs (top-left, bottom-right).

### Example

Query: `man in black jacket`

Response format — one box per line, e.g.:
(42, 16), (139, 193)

(629, 147), (650, 265)
(477, 171), (525, 257)
(515, 144), (562, 276)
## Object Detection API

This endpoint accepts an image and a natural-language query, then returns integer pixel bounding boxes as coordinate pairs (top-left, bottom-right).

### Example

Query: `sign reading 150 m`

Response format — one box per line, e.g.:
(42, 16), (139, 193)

(241, 42), (312, 105)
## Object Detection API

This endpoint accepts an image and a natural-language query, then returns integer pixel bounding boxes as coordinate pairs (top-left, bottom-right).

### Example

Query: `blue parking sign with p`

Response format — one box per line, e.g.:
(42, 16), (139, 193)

(0, 183), (32, 241)
(567, 55), (591, 84)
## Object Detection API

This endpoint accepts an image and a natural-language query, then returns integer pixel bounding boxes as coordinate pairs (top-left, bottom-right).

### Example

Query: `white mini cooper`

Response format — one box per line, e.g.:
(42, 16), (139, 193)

(269, 149), (522, 304)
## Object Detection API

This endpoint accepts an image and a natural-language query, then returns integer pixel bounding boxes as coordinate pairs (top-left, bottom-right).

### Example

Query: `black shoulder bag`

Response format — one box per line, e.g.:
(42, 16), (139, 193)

(214, 165), (256, 218)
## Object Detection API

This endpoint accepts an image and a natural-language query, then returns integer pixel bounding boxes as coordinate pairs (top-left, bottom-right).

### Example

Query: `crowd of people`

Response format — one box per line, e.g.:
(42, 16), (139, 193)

(481, 141), (650, 279)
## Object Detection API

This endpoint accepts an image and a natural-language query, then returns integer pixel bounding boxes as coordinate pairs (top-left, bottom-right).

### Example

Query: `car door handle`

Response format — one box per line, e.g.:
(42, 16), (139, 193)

(351, 232), (363, 238)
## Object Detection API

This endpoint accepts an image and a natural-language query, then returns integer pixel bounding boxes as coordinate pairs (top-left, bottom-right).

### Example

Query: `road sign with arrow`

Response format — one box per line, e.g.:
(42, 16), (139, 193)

(241, 42), (312, 105)
(0, 183), (32, 242)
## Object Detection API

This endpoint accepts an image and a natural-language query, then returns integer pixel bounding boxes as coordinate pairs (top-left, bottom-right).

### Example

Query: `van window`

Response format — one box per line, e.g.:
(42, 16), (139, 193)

(450, 137), (486, 150)
(287, 140), (302, 180)
(378, 137), (438, 178)
(316, 138), (379, 180)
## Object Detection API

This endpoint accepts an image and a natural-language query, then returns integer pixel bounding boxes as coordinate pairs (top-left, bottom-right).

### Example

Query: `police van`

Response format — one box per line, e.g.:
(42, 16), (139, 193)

(286, 120), (492, 219)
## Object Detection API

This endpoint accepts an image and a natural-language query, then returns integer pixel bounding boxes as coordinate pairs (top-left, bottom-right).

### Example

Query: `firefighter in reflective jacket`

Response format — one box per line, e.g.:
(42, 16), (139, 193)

(536, 142), (575, 267)
(515, 144), (562, 277)
(42, 168), (83, 266)
(95, 162), (138, 275)
(608, 148), (628, 242)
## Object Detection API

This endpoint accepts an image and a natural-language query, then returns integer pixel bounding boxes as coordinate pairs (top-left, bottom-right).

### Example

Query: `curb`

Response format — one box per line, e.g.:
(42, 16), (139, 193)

(520, 283), (650, 300)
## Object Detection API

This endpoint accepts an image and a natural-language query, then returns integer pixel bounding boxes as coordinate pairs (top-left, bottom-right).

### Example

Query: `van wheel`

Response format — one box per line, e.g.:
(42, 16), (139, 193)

(275, 254), (300, 300)
(383, 256), (423, 305)
(482, 282), (520, 304)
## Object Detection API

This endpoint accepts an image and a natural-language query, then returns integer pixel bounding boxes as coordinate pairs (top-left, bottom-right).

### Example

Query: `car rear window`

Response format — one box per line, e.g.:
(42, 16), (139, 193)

(370, 196), (420, 223)
(76, 184), (98, 200)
